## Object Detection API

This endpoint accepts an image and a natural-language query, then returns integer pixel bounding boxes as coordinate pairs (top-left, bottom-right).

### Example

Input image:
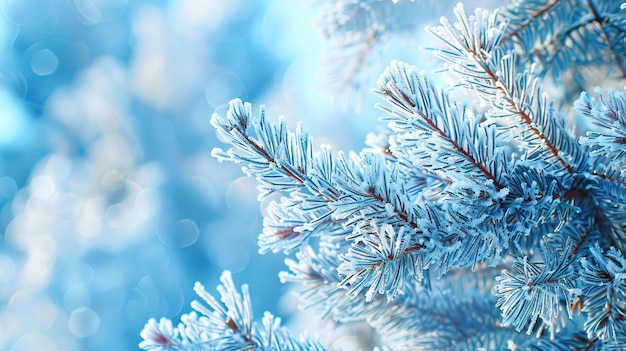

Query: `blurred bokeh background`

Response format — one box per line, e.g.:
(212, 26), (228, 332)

(0, 0), (450, 349)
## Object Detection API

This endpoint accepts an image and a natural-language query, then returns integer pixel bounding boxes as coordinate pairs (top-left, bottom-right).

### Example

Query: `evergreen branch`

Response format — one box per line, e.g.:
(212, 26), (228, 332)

(500, 0), (582, 79)
(336, 174), (516, 290)
(525, 14), (600, 78)
(515, 332), (600, 351)
(280, 246), (360, 321)
(585, 0), (626, 79)
(495, 240), (579, 337)
(373, 60), (544, 272)
(211, 99), (323, 200)
(579, 244), (626, 344)
(500, 0), (626, 81)
(279, 245), (431, 350)
(260, 198), (348, 254)
(139, 271), (326, 351)
(189, 273), (255, 347)
(374, 60), (507, 189)
(504, 165), (577, 235)
(364, 128), (447, 198)
(281, 247), (422, 348)
(337, 221), (425, 302)
(557, 218), (603, 259)
(576, 89), (626, 173)
(282, 247), (527, 350)
(210, 101), (407, 223)
(427, 4), (583, 173)
(575, 88), (626, 248)
(211, 99), (429, 257)
(576, 156), (626, 242)
(330, 151), (424, 230)
(501, 0), (562, 45)
(528, 5), (625, 80)
(139, 318), (184, 351)
(590, 178), (626, 251)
